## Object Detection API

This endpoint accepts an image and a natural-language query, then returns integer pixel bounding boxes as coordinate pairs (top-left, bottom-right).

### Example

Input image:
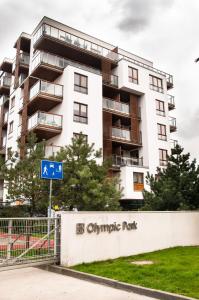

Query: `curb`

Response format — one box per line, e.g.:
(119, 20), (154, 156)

(38, 264), (196, 300)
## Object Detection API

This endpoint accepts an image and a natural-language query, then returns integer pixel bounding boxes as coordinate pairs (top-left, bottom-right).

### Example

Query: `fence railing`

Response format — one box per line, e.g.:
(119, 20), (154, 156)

(0, 217), (60, 267)
(112, 155), (143, 167)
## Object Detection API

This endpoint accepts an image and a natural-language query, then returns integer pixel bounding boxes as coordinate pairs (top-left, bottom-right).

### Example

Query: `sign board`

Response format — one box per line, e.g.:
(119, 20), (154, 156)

(41, 160), (63, 180)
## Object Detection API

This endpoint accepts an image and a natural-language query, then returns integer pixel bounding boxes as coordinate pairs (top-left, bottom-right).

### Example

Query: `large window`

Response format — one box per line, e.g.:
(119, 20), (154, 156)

(149, 75), (163, 93)
(157, 124), (167, 141)
(156, 99), (165, 116)
(74, 73), (88, 94)
(73, 102), (88, 124)
(159, 149), (168, 166)
(133, 172), (144, 191)
(128, 67), (138, 84)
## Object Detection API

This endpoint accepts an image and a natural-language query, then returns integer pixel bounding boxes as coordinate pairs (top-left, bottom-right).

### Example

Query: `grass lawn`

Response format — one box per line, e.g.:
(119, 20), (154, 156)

(73, 246), (199, 299)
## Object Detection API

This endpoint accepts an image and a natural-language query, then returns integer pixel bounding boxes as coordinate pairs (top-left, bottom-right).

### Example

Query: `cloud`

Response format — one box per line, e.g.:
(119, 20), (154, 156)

(111, 0), (174, 33)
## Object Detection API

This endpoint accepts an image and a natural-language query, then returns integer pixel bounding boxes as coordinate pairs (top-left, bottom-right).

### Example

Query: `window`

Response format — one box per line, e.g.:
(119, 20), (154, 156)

(156, 99), (165, 116)
(9, 121), (14, 134)
(133, 172), (144, 191)
(159, 149), (168, 166)
(128, 67), (138, 84)
(73, 133), (88, 143)
(157, 124), (167, 141)
(73, 102), (88, 124)
(149, 75), (163, 93)
(10, 97), (15, 109)
(74, 73), (88, 94)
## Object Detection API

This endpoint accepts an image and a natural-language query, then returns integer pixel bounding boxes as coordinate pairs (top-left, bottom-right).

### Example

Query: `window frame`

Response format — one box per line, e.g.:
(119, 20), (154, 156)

(157, 123), (167, 141)
(9, 121), (14, 134)
(156, 99), (165, 116)
(128, 66), (138, 84)
(73, 102), (88, 124)
(74, 73), (88, 94)
(149, 75), (163, 93)
(159, 148), (168, 166)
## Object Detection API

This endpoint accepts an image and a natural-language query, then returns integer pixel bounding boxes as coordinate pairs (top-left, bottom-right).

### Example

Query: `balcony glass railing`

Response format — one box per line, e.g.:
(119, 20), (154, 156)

(0, 73), (12, 87)
(32, 51), (67, 71)
(112, 155), (143, 167)
(102, 73), (118, 87)
(30, 80), (63, 101)
(170, 139), (178, 149)
(3, 111), (8, 124)
(19, 52), (30, 65)
(28, 111), (62, 131)
(0, 95), (9, 105)
(167, 94), (175, 107)
(112, 127), (131, 141)
(2, 136), (6, 147)
(33, 24), (119, 62)
(169, 117), (176, 127)
(103, 98), (130, 115)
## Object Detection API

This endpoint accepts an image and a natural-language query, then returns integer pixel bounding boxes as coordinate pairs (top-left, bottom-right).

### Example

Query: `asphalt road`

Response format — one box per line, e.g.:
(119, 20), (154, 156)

(0, 267), (156, 300)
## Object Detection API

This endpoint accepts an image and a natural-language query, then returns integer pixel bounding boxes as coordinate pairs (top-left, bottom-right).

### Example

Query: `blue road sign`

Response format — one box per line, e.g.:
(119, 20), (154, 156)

(41, 160), (63, 180)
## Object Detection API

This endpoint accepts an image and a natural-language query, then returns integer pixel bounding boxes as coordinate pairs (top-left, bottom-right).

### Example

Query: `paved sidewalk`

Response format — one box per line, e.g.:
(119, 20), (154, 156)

(0, 267), (156, 300)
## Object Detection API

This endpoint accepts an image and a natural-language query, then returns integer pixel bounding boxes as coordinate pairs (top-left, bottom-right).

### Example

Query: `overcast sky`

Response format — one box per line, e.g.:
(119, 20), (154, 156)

(0, 0), (199, 160)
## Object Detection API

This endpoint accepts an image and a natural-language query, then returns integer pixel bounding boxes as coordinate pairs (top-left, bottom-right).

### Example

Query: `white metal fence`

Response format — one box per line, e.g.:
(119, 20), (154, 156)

(0, 217), (60, 269)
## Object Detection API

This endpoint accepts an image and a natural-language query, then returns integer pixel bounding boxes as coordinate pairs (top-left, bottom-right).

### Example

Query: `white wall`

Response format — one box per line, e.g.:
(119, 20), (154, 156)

(60, 211), (199, 267)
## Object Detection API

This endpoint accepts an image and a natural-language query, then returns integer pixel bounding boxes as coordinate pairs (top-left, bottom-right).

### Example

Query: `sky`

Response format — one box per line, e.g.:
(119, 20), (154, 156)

(0, 0), (199, 160)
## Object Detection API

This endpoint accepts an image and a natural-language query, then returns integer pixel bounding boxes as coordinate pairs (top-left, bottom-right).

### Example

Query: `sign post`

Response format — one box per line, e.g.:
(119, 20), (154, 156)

(40, 160), (63, 252)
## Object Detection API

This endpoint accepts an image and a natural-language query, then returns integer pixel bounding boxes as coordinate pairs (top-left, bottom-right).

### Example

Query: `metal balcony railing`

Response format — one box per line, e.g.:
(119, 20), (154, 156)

(102, 73), (118, 87)
(168, 94), (175, 107)
(169, 117), (177, 128)
(112, 155), (143, 167)
(28, 111), (62, 131)
(112, 127), (131, 141)
(103, 98), (130, 115)
(33, 23), (119, 62)
(30, 80), (63, 101)
(0, 73), (12, 87)
(19, 52), (30, 65)
(32, 51), (67, 71)
(170, 139), (178, 149)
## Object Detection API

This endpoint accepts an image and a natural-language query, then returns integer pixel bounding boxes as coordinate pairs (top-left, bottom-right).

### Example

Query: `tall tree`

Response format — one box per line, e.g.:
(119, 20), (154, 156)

(142, 145), (199, 210)
(0, 133), (49, 216)
(52, 134), (121, 211)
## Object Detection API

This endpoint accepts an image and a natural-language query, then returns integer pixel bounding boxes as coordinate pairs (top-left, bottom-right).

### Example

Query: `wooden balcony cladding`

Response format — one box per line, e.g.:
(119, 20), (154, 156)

(0, 58), (12, 73)
(103, 111), (112, 159)
(31, 51), (65, 81)
(27, 80), (63, 115)
(130, 94), (141, 144)
(134, 183), (144, 192)
(27, 111), (62, 141)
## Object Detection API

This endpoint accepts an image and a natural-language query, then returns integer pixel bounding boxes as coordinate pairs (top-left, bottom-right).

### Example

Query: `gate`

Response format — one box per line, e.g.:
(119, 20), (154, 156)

(0, 217), (60, 270)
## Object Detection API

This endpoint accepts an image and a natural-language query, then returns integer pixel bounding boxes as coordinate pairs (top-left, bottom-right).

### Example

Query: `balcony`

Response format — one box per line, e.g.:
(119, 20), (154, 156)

(111, 127), (142, 146)
(31, 51), (67, 81)
(0, 58), (12, 73)
(28, 80), (63, 115)
(166, 74), (173, 90)
(0, 136), (7, 155)
(0, 95), (9, 108)
(19, 73), (27, 86)
(0, 73), (12, 95)
(33, 24), (118, 66)
(169, 117), (177, 132)
(103, 98), (130, 116)
(112, 127), (131, 141)
(112, 155), (143, 167)
(170, 139), (178, 149)
(2, 111), (8, 128)
(27, 111), (62, 141)
(168, 94), (175, 110)
(12, 53), (30, 75)
(102, 73), (118, 88)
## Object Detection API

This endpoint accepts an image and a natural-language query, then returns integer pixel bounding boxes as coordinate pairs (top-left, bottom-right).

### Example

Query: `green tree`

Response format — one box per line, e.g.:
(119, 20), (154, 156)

(52, 134), (122, 211)
(0, 133), (49, 216)
(142, 145), (199, 210)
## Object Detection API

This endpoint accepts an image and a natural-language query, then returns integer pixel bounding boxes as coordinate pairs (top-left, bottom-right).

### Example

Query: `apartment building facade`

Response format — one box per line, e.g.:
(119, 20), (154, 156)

(0, 17), (177, 209)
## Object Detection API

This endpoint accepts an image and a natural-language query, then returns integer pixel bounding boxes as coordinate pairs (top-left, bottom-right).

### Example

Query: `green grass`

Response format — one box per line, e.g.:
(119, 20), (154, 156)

(73, 246), (199, 299)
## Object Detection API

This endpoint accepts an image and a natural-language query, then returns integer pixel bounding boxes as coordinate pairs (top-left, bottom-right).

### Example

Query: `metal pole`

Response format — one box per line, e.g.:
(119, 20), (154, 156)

(48, 179), (52, 253)
(48, 179), (52, 218)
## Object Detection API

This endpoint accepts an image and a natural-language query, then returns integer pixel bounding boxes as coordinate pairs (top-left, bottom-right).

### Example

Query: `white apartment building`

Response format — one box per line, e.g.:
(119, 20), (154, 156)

(0, 17), (177, 209)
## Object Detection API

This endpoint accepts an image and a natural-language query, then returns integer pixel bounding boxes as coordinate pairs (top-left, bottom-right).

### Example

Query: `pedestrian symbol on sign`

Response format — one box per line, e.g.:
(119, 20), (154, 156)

(40, 160), (63, 180)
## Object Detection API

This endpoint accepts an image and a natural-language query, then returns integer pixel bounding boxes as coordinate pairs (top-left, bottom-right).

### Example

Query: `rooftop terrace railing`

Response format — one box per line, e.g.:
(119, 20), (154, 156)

(33, 24), (119, 62)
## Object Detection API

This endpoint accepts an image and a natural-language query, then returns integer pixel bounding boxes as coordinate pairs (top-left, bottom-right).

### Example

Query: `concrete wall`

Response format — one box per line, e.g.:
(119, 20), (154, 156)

(60, 211), (199, 267)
